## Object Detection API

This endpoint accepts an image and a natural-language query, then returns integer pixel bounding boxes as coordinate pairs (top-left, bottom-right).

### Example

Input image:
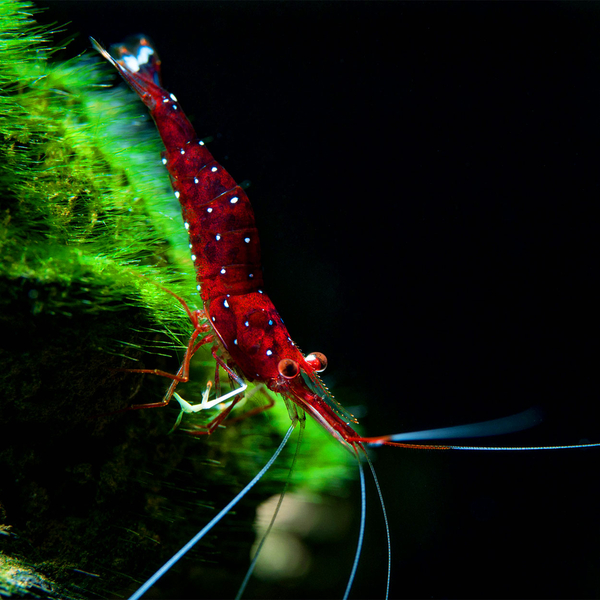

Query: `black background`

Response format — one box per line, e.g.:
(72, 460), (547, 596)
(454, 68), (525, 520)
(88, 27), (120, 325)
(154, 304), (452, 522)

(34, 2), (600, 599)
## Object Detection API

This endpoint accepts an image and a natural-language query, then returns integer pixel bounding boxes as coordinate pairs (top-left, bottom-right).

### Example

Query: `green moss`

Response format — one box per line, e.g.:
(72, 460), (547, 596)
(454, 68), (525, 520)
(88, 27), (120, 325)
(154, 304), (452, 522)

(0, 32), (194, 339)
(0, 2), (355, 597)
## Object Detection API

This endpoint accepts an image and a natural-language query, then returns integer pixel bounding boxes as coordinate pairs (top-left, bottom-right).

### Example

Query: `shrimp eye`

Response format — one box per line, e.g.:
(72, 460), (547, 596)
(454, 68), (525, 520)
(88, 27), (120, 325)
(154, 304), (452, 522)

(278, 358), (300, 379)
(305, 352), (328, 373)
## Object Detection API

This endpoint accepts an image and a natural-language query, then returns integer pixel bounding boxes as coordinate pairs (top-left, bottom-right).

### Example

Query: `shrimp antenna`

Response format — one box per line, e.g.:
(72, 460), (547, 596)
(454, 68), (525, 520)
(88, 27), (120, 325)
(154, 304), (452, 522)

(362, 446), (391, 600)
(343, 445), (392, 600)
(360, 407), (600, 451)
(128, 424), (296, 600)
(236, 425), (305, 597)
(235, 422), (305, 599)
(363, 407), (543, 446)
(343, 447), (366, 600)
(444, 441), (600, 451)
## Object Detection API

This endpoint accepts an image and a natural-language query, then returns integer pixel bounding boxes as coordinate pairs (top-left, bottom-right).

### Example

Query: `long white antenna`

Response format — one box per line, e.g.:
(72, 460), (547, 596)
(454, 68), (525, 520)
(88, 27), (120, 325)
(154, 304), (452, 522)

(128, 424), (296, 600)
(235, 423), (305, 599)
(343, 447), (366, 600)
(362, 447), (391, 600)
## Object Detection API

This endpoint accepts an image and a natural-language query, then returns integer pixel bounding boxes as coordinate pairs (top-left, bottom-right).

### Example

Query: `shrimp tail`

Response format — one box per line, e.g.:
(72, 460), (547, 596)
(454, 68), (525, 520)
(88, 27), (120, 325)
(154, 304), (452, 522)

(90, 35), (163, 109)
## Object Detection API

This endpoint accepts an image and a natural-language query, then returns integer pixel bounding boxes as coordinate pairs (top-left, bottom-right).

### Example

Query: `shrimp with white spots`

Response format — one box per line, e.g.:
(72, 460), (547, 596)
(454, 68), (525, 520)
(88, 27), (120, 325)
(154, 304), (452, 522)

(90, 35), (600, 600)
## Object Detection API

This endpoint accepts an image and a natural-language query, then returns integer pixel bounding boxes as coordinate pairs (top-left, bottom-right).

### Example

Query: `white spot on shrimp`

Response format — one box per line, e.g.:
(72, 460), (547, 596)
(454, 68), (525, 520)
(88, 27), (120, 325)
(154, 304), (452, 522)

(188, 243), (193, 249)
(161, 157), (167, 165)
(268, 319), (273, 326)
(170, 93), (178, 102)
(197, 284), (201, 291)
(172, 105), (178, 110)
(230, 196), (239, 204)
(223, 299), (229, 308)
(180, 149), (185, 155)
(211, 316), (216, 322)
(220, 268), (226, 274)
(199, 140), (205, 146)
(184, 222), (190, 230)
(249, 273), (254, 278)
(244, 237), (250, 243)
(191, 254), (196, 261)
(266, 349), (273, 356)
(194, 177), (199, 184)
(207, 207), (213, 213)
(258, 289), (263, 294)
(244, 321), (249, 327)
(211, 166), (218, 172)
(163, 96), (169, 103)
(234, 339), (238, 345)
(123, 55), (140, 72)
(174, 191), (180, 199)
(215, 234), (221, 241)
(137, 46), (154, 65)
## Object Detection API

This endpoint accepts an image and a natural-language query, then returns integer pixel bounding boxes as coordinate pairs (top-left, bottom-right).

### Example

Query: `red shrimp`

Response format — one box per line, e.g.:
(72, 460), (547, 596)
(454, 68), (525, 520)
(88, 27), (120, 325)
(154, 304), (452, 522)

(91, 34), (381, 452)
(90, 35), (600, 600)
